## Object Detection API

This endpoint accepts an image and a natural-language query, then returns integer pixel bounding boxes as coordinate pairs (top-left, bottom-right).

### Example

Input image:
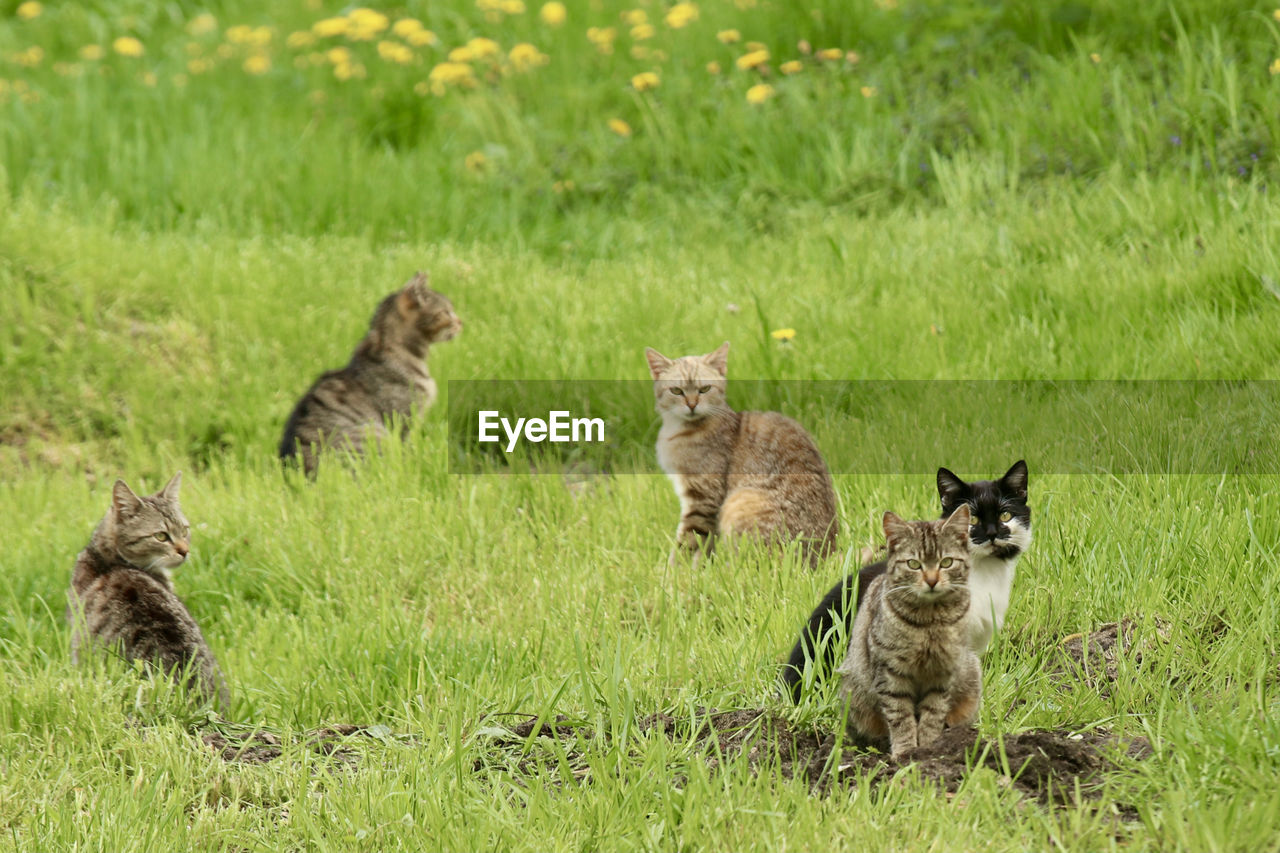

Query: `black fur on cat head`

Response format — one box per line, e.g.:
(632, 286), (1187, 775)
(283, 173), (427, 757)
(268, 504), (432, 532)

(936, 460), (1031, 561)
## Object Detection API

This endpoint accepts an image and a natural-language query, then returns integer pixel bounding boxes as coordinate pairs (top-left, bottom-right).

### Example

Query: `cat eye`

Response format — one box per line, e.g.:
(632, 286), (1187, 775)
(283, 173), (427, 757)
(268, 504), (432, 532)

(969, 513), (981, 526)
(698, 385), (712, 394)
(999, 511), (1013, 522)
(939, 557), (954, 568)
(906, 559), (921, 570)
(669, 387), (684, 396)
(154, 532), (170, 542)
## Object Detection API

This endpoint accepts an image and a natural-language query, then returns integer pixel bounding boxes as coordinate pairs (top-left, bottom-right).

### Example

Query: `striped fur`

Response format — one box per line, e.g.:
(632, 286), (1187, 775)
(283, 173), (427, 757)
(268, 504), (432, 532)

(279, 271), (461, 478)
(68, 474), (228, 708)
(645, 342), (838, 567)
(837, 506), (980, 758)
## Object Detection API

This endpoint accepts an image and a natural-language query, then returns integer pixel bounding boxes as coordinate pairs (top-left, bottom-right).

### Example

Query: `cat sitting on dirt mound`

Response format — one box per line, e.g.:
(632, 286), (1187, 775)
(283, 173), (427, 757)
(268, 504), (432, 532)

(68, 473), (228, 708)
(645, 341), (838, 567)
(279, 271), (462, 478)
(837, 507), (980, 758)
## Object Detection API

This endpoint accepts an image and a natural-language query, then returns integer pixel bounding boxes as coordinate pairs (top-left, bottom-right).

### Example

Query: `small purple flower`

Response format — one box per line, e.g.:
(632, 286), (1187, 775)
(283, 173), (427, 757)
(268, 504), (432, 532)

(1169, 135), (1181, 146)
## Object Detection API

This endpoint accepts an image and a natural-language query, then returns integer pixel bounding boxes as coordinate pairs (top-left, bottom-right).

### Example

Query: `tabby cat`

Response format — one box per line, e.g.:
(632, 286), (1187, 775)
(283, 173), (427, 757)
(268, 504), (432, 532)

(837, 507), (981, 758)
(279, 271), (462, 477)
(782, 461), (1030, 701)
(68, 474), (228, 708)
(645, 341), (838, 566)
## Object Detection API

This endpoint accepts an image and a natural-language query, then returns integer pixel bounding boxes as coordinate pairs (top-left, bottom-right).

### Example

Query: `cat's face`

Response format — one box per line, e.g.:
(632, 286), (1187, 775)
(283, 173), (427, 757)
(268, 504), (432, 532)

(883, 506), (971, 603)
(645, 341), (731, 424)
(937, 460), (1031, 562)
(110, 473), (191, 572)
(386, 272), (463, 347)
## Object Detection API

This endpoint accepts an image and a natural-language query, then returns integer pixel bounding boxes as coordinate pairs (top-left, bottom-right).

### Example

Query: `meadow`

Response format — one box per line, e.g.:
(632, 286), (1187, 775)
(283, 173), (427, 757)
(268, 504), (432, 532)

(2, 0), (1280, 850)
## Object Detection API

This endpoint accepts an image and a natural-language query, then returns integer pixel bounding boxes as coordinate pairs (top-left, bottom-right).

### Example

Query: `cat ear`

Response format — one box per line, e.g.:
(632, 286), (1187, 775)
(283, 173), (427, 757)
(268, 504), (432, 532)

(1000, 460), (1028, 500)
(160, 471), (182, 501)
(882, 511), (911, 543)
(943, 503), (970, 533)
(704, 340), (730, 375)
(936, 467), (970, 505)
(396, 273), (430, 315)
(645, 347), (673, 380)
(111, 479), (143, 517)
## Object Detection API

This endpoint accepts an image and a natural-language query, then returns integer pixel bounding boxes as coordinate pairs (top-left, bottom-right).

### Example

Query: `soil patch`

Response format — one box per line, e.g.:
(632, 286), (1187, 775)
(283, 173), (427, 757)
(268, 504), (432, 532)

(1048, 618), (1173, 697)
(201, 723), (398, 769)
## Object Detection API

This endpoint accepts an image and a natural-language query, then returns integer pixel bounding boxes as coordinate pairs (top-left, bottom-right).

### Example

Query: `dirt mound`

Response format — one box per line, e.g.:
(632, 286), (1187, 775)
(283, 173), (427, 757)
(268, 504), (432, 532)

(636, 708), (1147, 805)
(201, 723), (394, 768)
(1049, 618), (1174, 697)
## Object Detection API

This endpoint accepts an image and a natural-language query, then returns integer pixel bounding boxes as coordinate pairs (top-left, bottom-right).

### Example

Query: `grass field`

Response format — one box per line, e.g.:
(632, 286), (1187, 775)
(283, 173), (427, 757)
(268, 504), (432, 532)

(2, 1), (1280, 850)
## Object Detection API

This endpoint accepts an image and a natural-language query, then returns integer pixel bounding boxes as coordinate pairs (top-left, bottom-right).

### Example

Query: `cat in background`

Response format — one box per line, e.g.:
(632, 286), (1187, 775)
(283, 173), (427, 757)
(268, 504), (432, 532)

(279, 271), (462, 478)
(68, 473), (228, 708)
(782, 460), (1030, 701)
(837, 506), (981, 758)
(645, 341), (838, 567)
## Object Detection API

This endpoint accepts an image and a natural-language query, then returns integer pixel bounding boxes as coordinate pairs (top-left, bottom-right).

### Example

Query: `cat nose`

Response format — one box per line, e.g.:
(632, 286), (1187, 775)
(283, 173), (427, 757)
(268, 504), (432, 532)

(685, 397), (698, 411)
(174, 540), (189, 558)
(922, 570), (940, 588)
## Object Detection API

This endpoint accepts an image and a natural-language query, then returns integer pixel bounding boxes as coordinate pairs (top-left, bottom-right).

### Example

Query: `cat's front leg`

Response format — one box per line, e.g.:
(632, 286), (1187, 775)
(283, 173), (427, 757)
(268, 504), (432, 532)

(882, 698), (919, 759)
(914, 688), (951, 750)
(670, 521), (715, 567)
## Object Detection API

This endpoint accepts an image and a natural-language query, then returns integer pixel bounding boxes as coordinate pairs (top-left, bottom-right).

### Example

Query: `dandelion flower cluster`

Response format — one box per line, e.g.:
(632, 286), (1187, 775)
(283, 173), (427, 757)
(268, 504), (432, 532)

(243, 55), (271, 75)
(187, 14), (218, 36)
(736, 49), (769, 70)
(608, 118), (632, 137)
(587, 27), (617, 55)
(630, 70), (660, 92)
(17, 2), (43, 21)
(113, 37), (145, 58)
(509, 43), (549, 72)
(539, 2), (567, 26)
(664, 3), (699, 29)
(717, 29), (741, 44)
(347, 8), (390, 41)
(428, 61), (477, 94)
(780, 60), (802, 75)
(746, 83), (774, 104)
(770, 328), (797, 342)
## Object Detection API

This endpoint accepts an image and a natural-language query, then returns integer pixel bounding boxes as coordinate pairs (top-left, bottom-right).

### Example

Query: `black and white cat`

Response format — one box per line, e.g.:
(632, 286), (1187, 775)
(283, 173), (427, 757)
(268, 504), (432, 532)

(781, 461), (1032, 702)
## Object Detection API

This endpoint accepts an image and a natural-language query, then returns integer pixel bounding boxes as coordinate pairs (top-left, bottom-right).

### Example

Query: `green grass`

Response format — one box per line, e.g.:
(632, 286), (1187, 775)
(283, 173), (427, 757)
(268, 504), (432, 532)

(2, 0), (1280, 850)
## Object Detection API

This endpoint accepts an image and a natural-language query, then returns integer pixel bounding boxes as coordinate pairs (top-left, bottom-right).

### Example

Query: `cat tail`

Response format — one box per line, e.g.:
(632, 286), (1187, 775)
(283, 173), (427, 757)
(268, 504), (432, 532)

(780, 558), (886, 703)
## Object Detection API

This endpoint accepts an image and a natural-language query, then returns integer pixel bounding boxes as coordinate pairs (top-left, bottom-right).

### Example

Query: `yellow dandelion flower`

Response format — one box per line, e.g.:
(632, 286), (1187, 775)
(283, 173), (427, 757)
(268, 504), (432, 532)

(817, 47), (842, 60)
(429, 60), (477, 89)
(347, 8), (389, 39)
(1271, 58), (1280, 75)
(706, 60), (720, 74)
(141, 71), (158, 86)
(736, 49), (769, 70)
(287, 31), (317, 49)
(450, 45), (476, 62)
(15, 46), (43, 67)
(17, 2), (42, 21)
(112, 37), (145, 58)
(326, 47), (352, 65)
(464, 150), (488, 172)
(745, 41), (767, 52)
(79, 45), (105, 61)
(717, 29), (741, 44)
(1089, 52), (1101, 64)
(780, 60), (802, 74)
(248, 27), (273, 47)
(1274, 8), (1280, 20)
(797, 39), (811, 55)
(745, 83), (774, 104)
(500, 0), (526, 13)
(226, 25), (254, 44)
(665, 2), (699, 29)
(377, 40), (414, 64)
(552, 180), (575, 194)
(392, 18), (423, 38)
(631, 23), (655, 40)
(187, 58), (213, 74)
(312, 17), (349, 37)
(630, 45), (650, 59)
(860, 85), (877, 97)
(621, 9), (647, 26)
(406, 29), (438, 47)
(770, 328), (796, 341)
(540, 2), (567, 26)
(845, 50), (860, 64)
(467, 37), (501, 59)
(587, 27), (617, 55)
(187, 13), (217, 36)
(631, 70), (659, 91)
(509, 42), (548, 72)
(334, 61), (354, 80)
(608, 117), (632, 137)
(243, 54), (271, 74)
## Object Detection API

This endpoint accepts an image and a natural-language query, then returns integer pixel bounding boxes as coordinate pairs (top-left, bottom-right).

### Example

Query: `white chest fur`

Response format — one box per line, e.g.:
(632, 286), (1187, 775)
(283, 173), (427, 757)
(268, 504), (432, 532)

(965, 553), (1017, 654)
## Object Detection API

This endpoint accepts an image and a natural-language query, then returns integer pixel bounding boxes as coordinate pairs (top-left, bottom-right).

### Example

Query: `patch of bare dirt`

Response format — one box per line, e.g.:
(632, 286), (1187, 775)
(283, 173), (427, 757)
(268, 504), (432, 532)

(1049, 618), (1174, 697)
(201, 723), (397, 769)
